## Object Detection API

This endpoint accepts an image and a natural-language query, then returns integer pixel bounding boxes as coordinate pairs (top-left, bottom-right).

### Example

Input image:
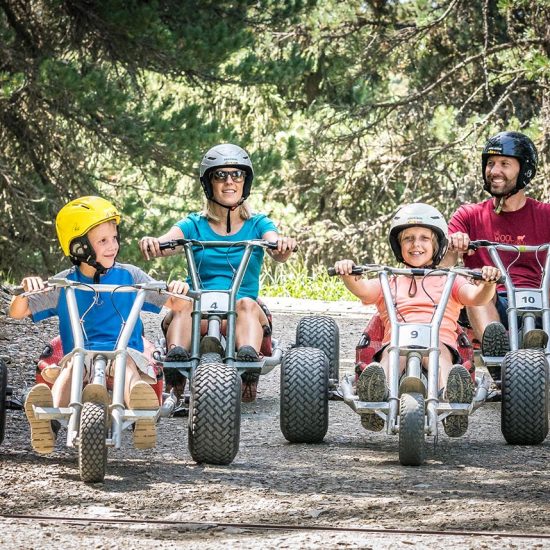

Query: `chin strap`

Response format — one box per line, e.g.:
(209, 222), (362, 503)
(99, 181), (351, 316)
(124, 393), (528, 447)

(210, 198), (244, 233)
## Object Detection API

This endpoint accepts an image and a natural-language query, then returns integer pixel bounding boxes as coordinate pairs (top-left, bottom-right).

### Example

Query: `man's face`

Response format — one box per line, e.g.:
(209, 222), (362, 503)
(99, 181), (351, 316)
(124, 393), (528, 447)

(485, 155), (521, 197)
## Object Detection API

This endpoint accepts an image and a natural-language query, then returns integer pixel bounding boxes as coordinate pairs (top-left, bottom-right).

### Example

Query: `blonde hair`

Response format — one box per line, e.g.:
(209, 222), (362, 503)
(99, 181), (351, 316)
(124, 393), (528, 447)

(202, 199), (252, 222)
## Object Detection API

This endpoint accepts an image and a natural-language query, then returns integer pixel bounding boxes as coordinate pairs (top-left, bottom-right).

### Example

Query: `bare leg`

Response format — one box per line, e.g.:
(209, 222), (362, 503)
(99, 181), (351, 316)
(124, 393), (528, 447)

(165, 300), (193, 351)
(466, 296), (500, 341)
(235, 298), (268, 352)
(51, 363), (73, 407)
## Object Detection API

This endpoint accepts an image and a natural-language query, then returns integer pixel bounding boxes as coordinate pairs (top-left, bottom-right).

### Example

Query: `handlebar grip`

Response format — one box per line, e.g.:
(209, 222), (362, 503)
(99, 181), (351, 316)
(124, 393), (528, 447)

(327, 266), (363, 277)
(159, 240), (183, 251)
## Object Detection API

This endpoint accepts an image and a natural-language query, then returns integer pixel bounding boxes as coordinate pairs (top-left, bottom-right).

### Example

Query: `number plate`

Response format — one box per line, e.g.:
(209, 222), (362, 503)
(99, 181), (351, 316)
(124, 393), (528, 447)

(516, 290), (542, 310)
(200, 292), (229, 313)
(398, 325), (431, 348)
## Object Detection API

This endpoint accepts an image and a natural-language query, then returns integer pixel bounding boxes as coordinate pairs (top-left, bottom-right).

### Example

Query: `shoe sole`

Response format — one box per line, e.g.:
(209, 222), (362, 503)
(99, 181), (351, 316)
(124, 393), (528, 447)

(444, 366), (474, 438)
(357, 364), (387, 432)
(482, 322), (510, 357)
(24, 384), (55, 454)
(129, 381), (158, 449)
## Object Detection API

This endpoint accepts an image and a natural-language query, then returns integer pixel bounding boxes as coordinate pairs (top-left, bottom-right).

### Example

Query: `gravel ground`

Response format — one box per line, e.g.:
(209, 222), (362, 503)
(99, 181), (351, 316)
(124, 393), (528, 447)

(0, 288), (549, 549)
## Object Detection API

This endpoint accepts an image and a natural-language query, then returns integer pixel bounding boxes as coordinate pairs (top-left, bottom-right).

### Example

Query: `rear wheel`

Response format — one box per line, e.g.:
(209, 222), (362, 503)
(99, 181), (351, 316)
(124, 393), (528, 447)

(0, 360), (7, 445)
(280, 347), (329, 443)
(296, 316), (340, 381)
(501, 349), (549, 445)
(79, 402), (108, 483)
(188, 362), (241, 465)
(398, 392), (425, 466)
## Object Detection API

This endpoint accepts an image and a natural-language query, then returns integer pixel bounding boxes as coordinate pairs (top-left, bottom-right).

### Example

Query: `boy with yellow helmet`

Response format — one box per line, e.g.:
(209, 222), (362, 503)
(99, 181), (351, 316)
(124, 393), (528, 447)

(10, 196), (188, 453)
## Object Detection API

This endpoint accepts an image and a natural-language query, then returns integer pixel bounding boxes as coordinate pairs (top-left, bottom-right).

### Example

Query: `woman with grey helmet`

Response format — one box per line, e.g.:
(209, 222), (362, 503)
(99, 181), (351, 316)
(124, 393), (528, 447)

(333, 203), (500, 437)
(446, 131), (550, 356)
(139, 143), (297, 390)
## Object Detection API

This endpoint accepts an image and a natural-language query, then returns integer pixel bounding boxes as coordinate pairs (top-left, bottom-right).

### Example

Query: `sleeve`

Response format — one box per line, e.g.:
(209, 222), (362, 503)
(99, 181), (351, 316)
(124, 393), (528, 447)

(174, 213), (201, 239)
(447, 206), (469, 235)
(29, 288), (61, 322)
(451, 275), (470, 304)
(28, 267), (72, 322)
(124, 264), (165, 312)
(254, 214), (278, 237)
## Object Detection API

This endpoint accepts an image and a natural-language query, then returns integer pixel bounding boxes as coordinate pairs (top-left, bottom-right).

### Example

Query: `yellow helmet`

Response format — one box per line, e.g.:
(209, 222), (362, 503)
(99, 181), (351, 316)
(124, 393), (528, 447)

(56, 196), (121, 257)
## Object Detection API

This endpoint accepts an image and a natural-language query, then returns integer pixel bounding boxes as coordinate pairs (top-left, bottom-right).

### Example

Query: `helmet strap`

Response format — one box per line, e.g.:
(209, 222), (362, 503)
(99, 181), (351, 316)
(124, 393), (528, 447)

(210, 198), (244, 234)
(492, 188), (518, 214)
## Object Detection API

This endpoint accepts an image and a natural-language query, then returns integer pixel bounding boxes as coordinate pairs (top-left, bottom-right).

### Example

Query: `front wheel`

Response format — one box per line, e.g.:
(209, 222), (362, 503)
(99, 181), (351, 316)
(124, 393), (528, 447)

(79, 402), (108, 483)
(398, 392), (425, 466)
(501, 349), (549, 445)
(188, 362), (241, 465)
(0, 360), (7, 445)
(280, 347), (329, 443)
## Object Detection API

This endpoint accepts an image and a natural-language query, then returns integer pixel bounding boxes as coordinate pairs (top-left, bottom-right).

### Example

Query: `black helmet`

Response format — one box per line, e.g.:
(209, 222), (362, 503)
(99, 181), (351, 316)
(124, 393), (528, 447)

(389, 203), (449, 267)
(199, 143), (254, 201)
(481, 131), (538, 194)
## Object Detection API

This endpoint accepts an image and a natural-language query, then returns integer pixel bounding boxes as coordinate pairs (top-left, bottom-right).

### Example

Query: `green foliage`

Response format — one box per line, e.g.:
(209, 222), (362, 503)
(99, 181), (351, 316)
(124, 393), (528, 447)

(1, 0), (548, 283)
(261, 256), (355, 301)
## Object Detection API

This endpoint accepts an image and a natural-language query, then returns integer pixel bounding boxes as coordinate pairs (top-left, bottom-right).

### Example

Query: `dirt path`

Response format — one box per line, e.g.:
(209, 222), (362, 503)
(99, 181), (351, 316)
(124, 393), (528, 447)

(0, 294), (548, 549)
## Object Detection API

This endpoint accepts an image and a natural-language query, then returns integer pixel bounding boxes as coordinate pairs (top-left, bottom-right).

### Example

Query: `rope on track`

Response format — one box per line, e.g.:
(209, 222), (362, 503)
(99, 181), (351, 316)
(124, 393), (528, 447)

(1, 514), (549, 540)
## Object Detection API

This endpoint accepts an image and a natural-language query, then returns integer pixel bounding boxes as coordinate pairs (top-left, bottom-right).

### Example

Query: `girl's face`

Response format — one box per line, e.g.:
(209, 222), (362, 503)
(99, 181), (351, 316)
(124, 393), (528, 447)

(87, 220), (119, 269)
(399, 226), (436, 267)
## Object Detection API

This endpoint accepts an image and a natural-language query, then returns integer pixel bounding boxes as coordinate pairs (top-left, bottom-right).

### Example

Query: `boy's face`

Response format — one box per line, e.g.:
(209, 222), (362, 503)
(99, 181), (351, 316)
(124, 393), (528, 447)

(87, 220), (119, 269)
(399, 226), (435, 267)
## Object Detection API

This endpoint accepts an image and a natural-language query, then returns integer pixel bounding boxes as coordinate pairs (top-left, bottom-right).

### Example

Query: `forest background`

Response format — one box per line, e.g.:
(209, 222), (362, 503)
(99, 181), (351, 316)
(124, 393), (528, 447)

(1, 0), (549, 294)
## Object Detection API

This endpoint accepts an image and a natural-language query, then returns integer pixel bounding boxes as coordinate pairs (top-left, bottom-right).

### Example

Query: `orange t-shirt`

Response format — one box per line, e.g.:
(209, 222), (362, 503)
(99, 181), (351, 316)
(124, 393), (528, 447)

(366, 275), (469, 349)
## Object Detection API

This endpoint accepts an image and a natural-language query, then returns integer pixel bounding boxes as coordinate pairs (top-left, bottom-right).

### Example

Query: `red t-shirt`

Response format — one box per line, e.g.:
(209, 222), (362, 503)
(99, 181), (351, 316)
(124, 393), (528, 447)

(448, 198), (550, 288)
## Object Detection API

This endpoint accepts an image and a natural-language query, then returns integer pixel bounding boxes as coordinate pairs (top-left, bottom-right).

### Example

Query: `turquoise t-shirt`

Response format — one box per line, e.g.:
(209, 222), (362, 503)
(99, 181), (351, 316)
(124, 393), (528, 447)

(175, 213), (278, 299)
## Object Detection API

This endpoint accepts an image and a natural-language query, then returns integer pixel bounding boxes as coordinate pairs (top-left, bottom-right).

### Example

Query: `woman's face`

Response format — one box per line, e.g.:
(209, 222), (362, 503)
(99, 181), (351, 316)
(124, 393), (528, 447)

(210, 167), (245, 206)
(399, 226), (436, 267)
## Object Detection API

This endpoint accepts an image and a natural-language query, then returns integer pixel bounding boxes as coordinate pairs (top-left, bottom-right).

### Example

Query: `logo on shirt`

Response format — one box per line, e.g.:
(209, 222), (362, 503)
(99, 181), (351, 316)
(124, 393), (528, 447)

(494, 231), (526, 245)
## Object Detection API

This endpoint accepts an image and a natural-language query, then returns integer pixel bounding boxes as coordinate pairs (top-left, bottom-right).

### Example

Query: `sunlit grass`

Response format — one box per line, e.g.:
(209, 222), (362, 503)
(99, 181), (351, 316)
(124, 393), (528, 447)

(260, 258), (356, 301)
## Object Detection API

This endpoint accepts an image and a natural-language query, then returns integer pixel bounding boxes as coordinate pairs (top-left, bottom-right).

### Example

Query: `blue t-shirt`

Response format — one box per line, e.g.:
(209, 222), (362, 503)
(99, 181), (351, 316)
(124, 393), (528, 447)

(29, 263), (166, 355)
(175, 213), (278, 299)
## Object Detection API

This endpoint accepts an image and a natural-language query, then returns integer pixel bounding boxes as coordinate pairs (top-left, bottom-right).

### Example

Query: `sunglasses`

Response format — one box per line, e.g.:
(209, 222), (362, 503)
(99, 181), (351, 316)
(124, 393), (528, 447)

(212, 169), (246, 182)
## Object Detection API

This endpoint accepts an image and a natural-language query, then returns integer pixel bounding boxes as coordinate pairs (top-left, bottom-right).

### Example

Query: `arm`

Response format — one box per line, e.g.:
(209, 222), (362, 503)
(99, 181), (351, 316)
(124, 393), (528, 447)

(263, 230), (297, 263)
(333, 260), (381, 304)
(8, 276), (46, 319)
(139, 225), (184, 261)
(163, 280), (190, 312)
(441, 206), (476, 267)
(457, 266), (501, 306)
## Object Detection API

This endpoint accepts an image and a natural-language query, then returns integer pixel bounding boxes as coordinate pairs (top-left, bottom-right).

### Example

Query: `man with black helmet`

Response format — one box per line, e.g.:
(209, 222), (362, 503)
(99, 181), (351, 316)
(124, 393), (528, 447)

(446, 131), (550, 355)
(139, 143), (297, 400)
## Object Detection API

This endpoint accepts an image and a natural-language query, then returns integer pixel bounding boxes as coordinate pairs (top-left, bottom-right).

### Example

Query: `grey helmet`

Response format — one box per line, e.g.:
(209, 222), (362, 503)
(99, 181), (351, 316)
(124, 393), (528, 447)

(199, 143), (254, 201)
(481, 131), (538, 195)
(389, 203), (448, 267)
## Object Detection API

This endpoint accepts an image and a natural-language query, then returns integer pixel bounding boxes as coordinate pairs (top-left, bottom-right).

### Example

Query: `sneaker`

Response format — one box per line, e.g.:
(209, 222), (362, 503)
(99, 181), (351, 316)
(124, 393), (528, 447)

(165, 345), (190, 362)
(199, 336), (224, 356)
(24, 384), (55, 454)
(241, 371), (260, 403)
(443, 365), (474, 438)
(523, 329), (548, 350)
(356, 363), (388, 432)
(481, 322), (510, 357)
(236, 345), (260, 362)
(129, 381), (159, 449)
